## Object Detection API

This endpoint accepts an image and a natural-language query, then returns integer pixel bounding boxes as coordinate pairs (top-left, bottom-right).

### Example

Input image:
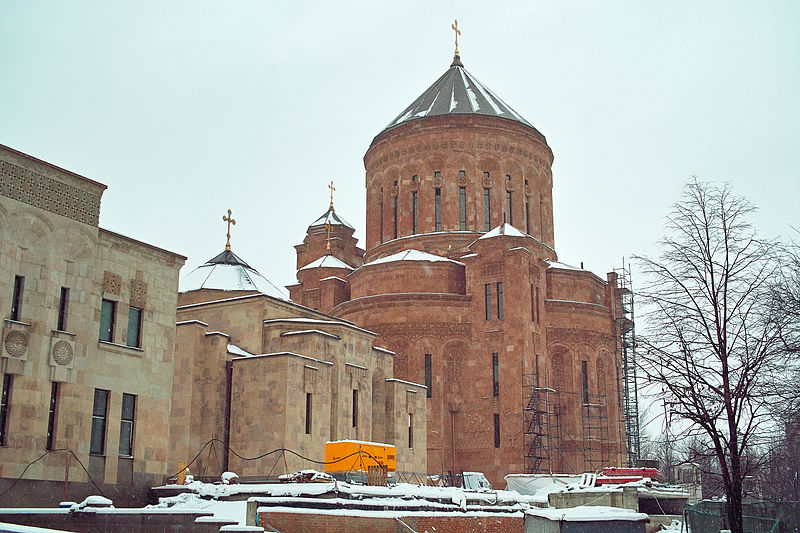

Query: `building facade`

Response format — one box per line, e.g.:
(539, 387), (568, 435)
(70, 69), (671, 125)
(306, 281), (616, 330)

(290, 54), (630, 486)
(172, 247), (427, 479)
(0, 144), (185, 506)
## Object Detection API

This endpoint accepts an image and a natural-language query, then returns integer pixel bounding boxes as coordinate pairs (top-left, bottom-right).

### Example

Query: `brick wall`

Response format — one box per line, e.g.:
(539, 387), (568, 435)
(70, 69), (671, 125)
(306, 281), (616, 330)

(258, 511), (524, 533)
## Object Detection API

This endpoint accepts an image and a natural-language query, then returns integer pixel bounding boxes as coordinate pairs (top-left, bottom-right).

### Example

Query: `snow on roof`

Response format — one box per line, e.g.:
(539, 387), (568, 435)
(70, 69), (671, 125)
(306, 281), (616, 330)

(176, 320), (209, 327)
(180, 262), (289, 301)
(382, 62), (536, 133)
(326, 439), (394, 447)
(227, 343), (252, 357)
(477, 223), (527, 240)
(264, 317), (376, 336)
(372, 346), (395, 355)
(527, 506), (649, 522)
(205, 331), (230, 338)
(298, 255), (354, 271)
(546, 259), (584, 271)
(385, 377), (427, 389)
(365, 249), (465, 267)
(280, 329), (341, 340)
(308, 206), (354, 230)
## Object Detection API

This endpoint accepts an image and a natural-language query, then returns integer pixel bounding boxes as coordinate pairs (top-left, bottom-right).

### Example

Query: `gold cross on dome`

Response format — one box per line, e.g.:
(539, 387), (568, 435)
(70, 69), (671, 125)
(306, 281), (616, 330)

(325, 220), (333, 253)
(328, 180), (336, 208)
(223, 209), (236, 251)
(451, 19), (461, 55)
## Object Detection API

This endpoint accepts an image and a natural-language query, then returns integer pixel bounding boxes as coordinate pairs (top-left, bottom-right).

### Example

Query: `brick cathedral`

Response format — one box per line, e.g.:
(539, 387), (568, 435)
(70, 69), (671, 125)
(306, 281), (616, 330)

(288, 48), (629, 486)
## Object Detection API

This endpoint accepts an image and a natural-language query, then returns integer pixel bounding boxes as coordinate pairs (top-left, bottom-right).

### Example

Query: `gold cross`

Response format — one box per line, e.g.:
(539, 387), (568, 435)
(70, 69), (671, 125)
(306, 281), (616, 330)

(223, 209), (236, 251)
(325, 220), (333, 253)
(451, 19), (461, 55)
(328, 180), (336, 208)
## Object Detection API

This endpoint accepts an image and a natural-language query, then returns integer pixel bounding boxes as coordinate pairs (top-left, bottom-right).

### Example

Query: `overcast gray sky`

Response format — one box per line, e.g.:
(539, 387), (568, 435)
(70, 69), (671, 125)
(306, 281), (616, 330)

(2, 1), (798, 292)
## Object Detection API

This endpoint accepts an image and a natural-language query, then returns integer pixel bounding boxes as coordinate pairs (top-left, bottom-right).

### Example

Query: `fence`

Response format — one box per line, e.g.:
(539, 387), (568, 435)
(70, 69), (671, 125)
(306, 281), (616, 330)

(684, 503), (781, 533)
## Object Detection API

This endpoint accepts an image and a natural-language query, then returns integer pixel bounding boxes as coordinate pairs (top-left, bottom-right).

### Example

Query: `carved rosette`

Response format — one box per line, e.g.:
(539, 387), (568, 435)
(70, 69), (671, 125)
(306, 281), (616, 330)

(51, 340), (74, 366)
(3, 330), (27, 358)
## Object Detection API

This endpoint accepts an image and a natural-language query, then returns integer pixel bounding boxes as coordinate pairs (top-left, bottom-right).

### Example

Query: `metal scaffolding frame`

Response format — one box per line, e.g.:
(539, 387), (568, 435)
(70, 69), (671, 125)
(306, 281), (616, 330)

(581, 393), (610, 471)
(523, 374), (563, 473)
(615, 260), (640, 466)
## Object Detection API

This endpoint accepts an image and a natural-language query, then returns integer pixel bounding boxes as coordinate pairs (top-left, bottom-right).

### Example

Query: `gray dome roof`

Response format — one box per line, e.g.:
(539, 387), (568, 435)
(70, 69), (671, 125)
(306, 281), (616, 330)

(381, 57), (534, 133)
(179, 249), (288, 300)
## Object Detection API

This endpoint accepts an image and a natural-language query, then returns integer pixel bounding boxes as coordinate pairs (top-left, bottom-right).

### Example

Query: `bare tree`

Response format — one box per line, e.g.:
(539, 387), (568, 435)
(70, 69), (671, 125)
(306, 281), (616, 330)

(635, 180), (794, 533)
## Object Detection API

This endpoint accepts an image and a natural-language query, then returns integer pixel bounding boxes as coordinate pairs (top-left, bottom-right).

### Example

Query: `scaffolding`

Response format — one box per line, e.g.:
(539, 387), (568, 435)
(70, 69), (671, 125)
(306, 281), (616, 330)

(615, 260), (640, 467)
(523, 374), (563, 473)
(581, 393), (610, 471)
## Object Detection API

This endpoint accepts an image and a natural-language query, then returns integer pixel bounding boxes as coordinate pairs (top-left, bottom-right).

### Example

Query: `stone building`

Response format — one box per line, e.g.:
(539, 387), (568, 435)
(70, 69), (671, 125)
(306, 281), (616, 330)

(0, 144), (185, 506)
(172, 242), (427, 478)
(290, 52), (630, 486)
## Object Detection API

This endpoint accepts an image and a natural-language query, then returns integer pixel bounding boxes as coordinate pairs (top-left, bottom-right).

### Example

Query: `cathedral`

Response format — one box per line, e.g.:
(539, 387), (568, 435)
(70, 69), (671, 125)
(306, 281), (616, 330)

(289, 47), (630, 486)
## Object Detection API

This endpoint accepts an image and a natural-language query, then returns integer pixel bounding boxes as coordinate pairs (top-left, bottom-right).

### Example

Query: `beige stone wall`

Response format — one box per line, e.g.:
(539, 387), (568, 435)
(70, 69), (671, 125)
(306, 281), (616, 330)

(0, 145), (184, 505)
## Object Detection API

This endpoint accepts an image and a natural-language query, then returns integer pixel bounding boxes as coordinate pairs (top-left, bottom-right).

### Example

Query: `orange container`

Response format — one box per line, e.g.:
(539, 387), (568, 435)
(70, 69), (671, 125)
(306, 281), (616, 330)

(324, 440), (396, 473)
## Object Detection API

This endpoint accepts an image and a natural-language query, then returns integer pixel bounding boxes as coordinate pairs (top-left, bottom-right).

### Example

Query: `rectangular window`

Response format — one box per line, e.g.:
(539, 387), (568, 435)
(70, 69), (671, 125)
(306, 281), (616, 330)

(535, 287), (540, 325)
(492, 353), (499, 397)
(99, 299), (116, 342)
(411, 191), (418, 234)
(506, 191), (513, 225)
(484, 284), (492, 321)
(424, 354), (432, 398)
(46, 382), (59, 450)
(119, 393), (135, 457)
(10, 275), (24, 321)
(90, 389), (109, 455)
(497, 282), (504, 320)
(459, 170), (466, 177)
(393, 196), (398, 239)
(0, 374), (12, 446)
(408, 413), (413, 449)
(493, 413), (501, 448)
(581, 360), (589, 404)
(530, 285), (535, 322)
(352, 389), (358, 428)
(126, 306), (142, 348)
(459, 187), (466, 230)
(434, 188), (442, 231)
(526, 199), (531, 234)
(305, 393), (312, 434)
(483, 188), (491, 231)
(57, 287), (69, 331)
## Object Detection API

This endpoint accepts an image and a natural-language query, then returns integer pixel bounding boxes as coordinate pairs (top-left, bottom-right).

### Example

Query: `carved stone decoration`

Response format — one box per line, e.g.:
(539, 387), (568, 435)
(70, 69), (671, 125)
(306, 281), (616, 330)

(103, 271), (122, 295)
(51, 340), (74, 366)
(4, 331), (27, 358)
(481, 261), (504, 277)
(546, 327), (614, 349)
(0, 160), (102, 226)
(551, 353), (565, 390)
(130, 280), (147, 308)
(483, 176), (492, 188)
(303, 366), (317, 392)
(369, 322), (471, 341)
(529, 264), (541, 280)
(432, 175), (443, 187)
(505, 180), (515, 191)
(525, 183), (533, 197)
(485, 330), (502, 345)
(406, 391), (417, 413)
(446, 351), (462, 383)
(457, 174), (468, 186)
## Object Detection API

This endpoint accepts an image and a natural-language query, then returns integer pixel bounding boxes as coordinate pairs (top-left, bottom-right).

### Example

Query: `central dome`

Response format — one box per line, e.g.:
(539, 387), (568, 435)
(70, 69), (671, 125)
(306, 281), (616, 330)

(381, 56), (536, 134)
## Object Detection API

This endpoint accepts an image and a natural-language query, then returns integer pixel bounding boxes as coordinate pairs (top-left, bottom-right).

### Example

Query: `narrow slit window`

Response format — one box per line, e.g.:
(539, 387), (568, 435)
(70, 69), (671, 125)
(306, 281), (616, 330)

(408, 413), (413, 449)
(379, 187), (384, 244)
(531, 284), (535, 322)
(424, 354), (432, 398)
(492, 353), (499, 397)
(494, 413), (501, 448)
(305, 393), (312, 434)
(459, 187), (466, 230)
(483, 188), (491, 231)
(90, 389), (109, 455)
(535, 287), (540, 325)
(497, 282), (504, 320)
(119, 393), (135, 457)
(526, 198), (531, 234)
(393, 196), (398, 239)
(46, 382), (59, 450)
(57, 287), (69, 331)
(484, 284), (492, 321)
(581, 360), (589, 404)
(352, 389), (358, 428)
(412, 191), (418, 234)
(0, 374), (13, 447)
(434, 188), (442, 231)
(506, 191), (513, 225)
(10, 275), (24, 321)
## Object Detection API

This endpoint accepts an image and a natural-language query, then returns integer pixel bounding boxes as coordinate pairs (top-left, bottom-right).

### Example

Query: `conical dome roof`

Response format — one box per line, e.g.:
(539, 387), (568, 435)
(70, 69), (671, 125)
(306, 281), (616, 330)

(308, 205), (354, 231)
(381, 56), (536, 134)
(179, 249), (288, 300)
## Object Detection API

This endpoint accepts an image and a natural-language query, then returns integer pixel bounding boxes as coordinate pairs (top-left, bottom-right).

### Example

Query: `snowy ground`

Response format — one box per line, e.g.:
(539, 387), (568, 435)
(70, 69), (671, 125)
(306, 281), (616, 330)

(147, 492), (248, 525)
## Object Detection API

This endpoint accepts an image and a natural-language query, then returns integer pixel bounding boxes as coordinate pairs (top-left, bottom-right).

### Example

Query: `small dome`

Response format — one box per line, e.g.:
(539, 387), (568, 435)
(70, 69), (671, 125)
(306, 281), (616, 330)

(180, 250), (288, 300)
(308, 206), (354, 231)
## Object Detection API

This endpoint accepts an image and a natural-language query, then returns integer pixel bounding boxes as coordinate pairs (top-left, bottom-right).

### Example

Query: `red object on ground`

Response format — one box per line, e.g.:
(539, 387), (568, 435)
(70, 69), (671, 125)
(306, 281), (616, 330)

(600, 467), (661, 482)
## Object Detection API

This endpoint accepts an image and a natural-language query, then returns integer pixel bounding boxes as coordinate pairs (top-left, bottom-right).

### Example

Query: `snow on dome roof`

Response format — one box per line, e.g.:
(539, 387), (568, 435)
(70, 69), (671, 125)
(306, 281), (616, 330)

(180, 250), (289, 300)
(308, 206), (354, 230)
(365, 249), (465, 267)
(381, 60), (538, 135)
(546, 259), (584, 271)
(478, 223), (527, 240)
(298, 255), (355, 271)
